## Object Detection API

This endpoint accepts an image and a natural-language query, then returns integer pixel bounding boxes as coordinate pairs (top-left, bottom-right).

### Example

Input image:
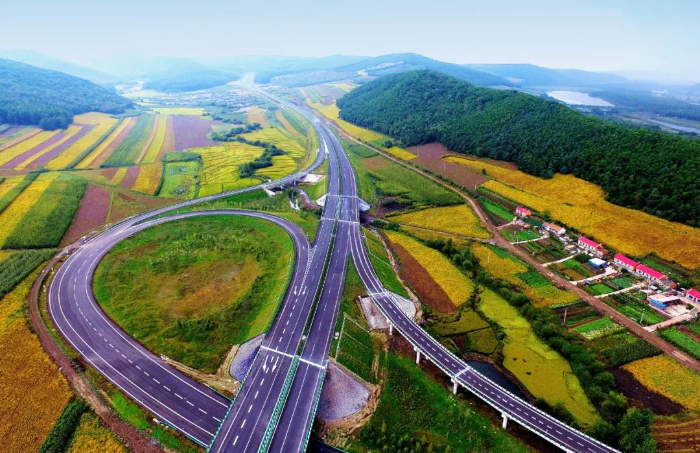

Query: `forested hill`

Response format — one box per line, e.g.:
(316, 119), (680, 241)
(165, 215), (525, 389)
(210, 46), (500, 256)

(0, 59), (131, 130)
(337, 71), (700, 227)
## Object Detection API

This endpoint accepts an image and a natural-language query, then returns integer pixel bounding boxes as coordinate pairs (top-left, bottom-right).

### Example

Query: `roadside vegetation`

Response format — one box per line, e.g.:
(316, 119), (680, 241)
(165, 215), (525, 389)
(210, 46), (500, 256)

(94, 215), (294, 373)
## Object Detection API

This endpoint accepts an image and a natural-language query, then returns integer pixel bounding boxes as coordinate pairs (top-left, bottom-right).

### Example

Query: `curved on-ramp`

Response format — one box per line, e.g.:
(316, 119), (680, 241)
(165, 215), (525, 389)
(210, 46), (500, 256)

(48, 209), (310, 447)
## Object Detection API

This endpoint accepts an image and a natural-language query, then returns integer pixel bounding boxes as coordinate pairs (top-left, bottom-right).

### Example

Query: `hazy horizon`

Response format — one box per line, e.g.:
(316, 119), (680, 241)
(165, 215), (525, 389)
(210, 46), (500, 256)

(2, 0), (699, 83)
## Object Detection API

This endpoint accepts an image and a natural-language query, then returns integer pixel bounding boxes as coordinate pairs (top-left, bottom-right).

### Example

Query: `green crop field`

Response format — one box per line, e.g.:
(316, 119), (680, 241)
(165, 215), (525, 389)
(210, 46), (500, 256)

(660, 329), (700, 360)
(3, 174), (86, 249)
(586, 283), (614, 295)
(93, 215), (294, 373)
(516, 271), (551, 288)
(574, 317), (624, 339)
(102, 114), (156, 167)
(480, 197), (514, 222)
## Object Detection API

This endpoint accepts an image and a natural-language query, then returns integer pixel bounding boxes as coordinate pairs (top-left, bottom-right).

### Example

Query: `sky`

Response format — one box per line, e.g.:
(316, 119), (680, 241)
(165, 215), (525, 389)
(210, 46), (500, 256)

(2, 0), (699, 82)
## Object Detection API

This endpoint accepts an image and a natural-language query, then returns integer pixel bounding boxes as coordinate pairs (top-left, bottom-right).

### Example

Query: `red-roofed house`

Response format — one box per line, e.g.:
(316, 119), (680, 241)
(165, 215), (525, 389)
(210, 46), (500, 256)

(515, 206), (532, 218)
(687, 288), (700, 303)
(614, 254), (639, 272)
(636, 264), (670, 286)
(542, 222), (566, 236)
(577, 236), (608, 258)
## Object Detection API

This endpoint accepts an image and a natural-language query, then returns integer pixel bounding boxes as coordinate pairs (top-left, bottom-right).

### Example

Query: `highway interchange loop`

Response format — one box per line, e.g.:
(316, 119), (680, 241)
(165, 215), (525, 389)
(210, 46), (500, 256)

(48, 87), (618, 453)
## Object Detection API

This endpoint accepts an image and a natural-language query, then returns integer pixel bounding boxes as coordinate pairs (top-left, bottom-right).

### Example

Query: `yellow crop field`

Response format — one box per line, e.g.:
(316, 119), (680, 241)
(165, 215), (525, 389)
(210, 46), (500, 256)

(245, 106), (270, 127)
(307, 101), (387, 142)
(0, 173), (56, 246)
(328, 82), (356, 92)
(46, 113), (119, 170)
(17, 125), (82, 170)
(141, 114), (167, 164)
(76, 119), (132, 169)
(0, 176), (24, 199)
(273, 110), (304, 141)
(390, 205), (490, 239)
(67, 412), (126, 453)
(151, 107), (205, 116)
(257, 155), (297, 179)
(384, 146), (415, 161)
(241, 127), (306, 159)
(110, 167), (127, 186)
(0, 130), (61, 166)
(623, 356), (700, 411)
(132, 163), (162, 195)
(386, 231), (474, 306)
(445, 156), (700, 269)
(196, 142), (264, 196)
(0, 269), (72, 453)
(471, 243), (576, 306)
(479, 289), (598, 425)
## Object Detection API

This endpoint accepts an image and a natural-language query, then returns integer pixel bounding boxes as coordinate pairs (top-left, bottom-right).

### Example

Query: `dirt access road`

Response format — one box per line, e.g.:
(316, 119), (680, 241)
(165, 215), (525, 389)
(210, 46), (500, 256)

(329, 124), (700, 373)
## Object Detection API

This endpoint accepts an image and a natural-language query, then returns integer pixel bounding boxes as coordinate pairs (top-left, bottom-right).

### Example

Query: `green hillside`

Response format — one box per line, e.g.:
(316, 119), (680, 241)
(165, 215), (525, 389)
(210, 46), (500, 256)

(337, 70), (700, 227)
(0, 59), (131, 129)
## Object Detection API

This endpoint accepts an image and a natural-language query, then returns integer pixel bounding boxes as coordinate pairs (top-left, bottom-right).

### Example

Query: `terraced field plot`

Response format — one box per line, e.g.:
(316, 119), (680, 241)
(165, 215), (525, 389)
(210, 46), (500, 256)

(478, 288), (598, 425)
(195, 142), (263, 196)
(446, 155), (700, 270)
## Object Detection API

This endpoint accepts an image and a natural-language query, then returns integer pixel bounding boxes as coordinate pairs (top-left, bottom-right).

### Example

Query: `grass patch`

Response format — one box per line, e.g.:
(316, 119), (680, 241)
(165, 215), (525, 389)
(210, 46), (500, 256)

(660, 329), (700, 360)
(363, 231), (408, 298)
(355, 353), (529, 453)
(94, 215), (294, 373)
(467, 328), (500, 354)
(432, 310), (489, 336)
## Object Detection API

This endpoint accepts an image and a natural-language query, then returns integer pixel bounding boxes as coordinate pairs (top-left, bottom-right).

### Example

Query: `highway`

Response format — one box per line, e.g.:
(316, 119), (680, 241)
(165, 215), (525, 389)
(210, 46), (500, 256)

(47, 210), (311, 446)
(48, 79), (619, 453)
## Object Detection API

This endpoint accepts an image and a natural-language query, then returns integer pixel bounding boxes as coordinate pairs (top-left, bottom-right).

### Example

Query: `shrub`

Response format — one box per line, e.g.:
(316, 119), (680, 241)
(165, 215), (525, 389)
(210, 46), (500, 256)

(39, 398), (89, 453)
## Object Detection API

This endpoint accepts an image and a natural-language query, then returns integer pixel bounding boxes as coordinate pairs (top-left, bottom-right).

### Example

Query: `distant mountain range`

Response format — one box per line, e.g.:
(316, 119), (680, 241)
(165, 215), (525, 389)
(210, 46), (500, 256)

(1, 49), (697, 94)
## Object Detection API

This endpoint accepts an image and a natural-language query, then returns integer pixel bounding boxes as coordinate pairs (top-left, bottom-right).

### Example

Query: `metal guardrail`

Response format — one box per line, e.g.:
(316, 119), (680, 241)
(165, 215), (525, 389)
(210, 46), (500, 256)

(258, 356), (300, 452)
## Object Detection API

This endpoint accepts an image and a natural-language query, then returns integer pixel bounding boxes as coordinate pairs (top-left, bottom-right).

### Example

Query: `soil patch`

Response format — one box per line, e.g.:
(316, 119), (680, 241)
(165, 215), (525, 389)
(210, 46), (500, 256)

(62, 183), (111, 245)
(120, 166), (140, 189)
(409, 143), (489, 188)
(391, 242), (456, 314)
(653, 415), (700, 452)
(612, 368), (683, 415)
(376, 199), (410, 217)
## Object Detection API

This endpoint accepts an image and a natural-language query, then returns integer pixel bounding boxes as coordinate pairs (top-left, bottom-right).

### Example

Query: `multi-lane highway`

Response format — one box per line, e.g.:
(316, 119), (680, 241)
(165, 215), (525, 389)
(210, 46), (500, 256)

(48, 80), (619, 453)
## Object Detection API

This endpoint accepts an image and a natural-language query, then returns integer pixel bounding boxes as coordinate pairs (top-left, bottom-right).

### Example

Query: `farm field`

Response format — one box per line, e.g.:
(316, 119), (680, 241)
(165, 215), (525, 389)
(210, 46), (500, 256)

(45, 113), (119, 170)
(0, 129), (61, 168)
(343, 137), (462, 207)
(140, 113), (167, 164)
(241, 126), (306, 159)
(196, 142), (263, 196)
(0, 269), (72, 453)
(623, 355), (700, 411)
(652, 416), (700, 452)
(245, 106), (270, 127)
(386, 231), (474, 309)
(478, 288), (598, 425)
(659, 328), (700, 360)
(3, 173), (86, 249)
(0, 126), (40, 150)
(384, 146), (415, 161)
(363, 231), (408, 298)
(573, 316), (625, 339)
(150, 107), (205, 116)
(389, 204), (490, 239)
(102, 113), (156, 167)
(471, 243), (578, 307)
(308, 100), (388, 143)
(445, 155), (700, 270)
(75, 117), (132, 169)
(131, 163), (162, 195)
(0, 172), (57, 247)
(66, 411), (126, 453)
(93, 215), (294, 373)
(159, 158), (199, 198)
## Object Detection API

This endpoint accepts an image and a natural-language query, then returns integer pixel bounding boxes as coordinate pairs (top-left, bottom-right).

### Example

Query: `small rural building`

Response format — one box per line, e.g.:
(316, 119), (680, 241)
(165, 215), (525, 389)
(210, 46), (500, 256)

(542, 222), (566, 236)
(588, 258), (607, 268)
(648, 294), (682, 311)
(515, 206), (532, 218)
(578, 236), (608, 257)
(687, 288), (700, 303)
(614, 254), (639, 272)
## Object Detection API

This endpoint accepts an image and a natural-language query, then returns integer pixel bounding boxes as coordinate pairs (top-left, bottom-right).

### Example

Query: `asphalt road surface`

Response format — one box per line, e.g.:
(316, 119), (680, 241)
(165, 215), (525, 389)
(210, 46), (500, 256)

(48, 210), (311, 447)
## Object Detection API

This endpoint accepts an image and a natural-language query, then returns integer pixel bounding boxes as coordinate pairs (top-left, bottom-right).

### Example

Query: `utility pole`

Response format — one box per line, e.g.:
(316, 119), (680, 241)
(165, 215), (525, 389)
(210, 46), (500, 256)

(639, 307), (646, 325)
(563, 306), (568, 326)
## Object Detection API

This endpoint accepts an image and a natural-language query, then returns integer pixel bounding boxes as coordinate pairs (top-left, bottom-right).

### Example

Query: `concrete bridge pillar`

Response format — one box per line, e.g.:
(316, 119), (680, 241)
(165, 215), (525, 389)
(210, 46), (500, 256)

(452, 379), (458, 395)
(502, 413), (508, 429)
(415, 348), (421, 364)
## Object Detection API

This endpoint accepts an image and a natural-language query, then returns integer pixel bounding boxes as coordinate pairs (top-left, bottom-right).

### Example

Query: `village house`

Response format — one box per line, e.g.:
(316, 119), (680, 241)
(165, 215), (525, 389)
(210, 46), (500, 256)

(614, 254), (639, 272)
(686, 288), (700, 303)
(542, 222), (566, 236)
(636, 264), (675, 288)
(577, 236), (608, 258)
(515, 206), (532, 218)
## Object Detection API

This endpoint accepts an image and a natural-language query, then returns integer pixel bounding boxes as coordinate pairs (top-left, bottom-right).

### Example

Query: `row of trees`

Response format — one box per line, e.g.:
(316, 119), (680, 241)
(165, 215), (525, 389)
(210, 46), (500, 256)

(337, 70), (700, 226)
(0, 58), (131, 130)
(210, 122), (262, 141)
